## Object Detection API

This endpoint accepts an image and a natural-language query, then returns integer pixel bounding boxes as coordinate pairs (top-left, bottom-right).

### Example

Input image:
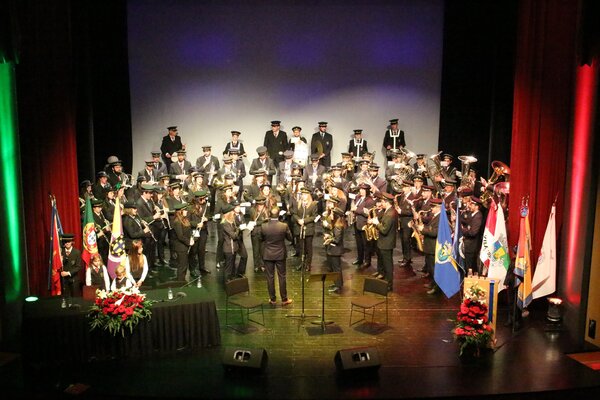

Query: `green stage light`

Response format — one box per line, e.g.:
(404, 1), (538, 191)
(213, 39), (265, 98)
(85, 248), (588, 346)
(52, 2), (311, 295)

(0, 62), (23, 301)
(25, 296), (39, 302)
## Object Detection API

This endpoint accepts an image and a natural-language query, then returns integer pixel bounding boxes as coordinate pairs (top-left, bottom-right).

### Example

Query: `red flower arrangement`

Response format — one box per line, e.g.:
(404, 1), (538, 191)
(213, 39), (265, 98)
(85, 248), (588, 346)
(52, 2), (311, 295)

(453, 284), (494, 356)
(87, 288), (153, 337)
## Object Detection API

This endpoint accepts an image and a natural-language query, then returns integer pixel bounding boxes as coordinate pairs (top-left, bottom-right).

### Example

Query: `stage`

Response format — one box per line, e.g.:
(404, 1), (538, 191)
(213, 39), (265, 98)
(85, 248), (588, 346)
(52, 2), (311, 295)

(8, 228), (600, 399)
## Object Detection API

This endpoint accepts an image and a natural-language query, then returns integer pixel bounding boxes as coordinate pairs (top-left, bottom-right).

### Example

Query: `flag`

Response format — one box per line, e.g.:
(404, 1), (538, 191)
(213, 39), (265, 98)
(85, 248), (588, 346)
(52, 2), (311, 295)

(452, 197), (465, 276)
(479, 199), (498, 275)
(515, 200), (532, 309)
(48, 198), (63, 296)
(532, 204), (556, 299)
(107, 195), (126, 278)
(488, 204), (510, 291)
(81, 196), (98, 266)
(434, 201), (461, 298)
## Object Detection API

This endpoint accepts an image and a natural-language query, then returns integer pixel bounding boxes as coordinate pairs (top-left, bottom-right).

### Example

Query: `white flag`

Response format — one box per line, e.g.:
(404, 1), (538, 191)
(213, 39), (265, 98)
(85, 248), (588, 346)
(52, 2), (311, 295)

(532, 204), (556, 299)
(487, 204), (510, 292)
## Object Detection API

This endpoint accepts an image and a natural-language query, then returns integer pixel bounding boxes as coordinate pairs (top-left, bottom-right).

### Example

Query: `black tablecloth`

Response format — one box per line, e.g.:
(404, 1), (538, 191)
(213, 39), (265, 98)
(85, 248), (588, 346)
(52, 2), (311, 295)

(22, 287), (221, 363)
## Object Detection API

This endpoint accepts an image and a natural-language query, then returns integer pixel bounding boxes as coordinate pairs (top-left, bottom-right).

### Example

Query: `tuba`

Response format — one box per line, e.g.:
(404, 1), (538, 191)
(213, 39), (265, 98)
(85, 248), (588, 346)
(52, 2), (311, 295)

(426, 151), (444, 194)
(481, 161), (510, 204)
(457, 155), (478, 190)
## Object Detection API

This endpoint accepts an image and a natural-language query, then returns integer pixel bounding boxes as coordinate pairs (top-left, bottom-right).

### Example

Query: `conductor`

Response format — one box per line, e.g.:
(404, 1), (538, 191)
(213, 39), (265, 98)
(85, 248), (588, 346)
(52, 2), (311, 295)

(261, 207), (294, 306)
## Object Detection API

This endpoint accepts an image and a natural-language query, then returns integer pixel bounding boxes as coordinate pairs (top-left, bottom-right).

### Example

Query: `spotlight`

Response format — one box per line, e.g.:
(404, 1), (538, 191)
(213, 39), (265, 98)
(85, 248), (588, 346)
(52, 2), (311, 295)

(25, 296), (39, 302)
(546, 297), (563, 322)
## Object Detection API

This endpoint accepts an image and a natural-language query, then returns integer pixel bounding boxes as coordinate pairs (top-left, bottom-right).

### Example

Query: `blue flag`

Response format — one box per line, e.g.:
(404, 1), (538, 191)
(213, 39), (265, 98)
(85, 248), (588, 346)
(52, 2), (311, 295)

(434, 201), (461, 298)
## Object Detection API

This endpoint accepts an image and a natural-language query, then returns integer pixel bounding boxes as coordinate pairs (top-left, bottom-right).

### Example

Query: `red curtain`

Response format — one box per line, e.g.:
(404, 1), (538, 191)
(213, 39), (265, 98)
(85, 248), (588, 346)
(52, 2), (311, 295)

(509, 0), (578, 261)
(16, 0), (81, 296)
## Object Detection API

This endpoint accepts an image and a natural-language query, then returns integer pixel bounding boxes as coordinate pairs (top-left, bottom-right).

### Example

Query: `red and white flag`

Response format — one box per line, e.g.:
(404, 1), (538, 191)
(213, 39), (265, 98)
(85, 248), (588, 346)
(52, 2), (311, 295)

(532, 204), (557, 299)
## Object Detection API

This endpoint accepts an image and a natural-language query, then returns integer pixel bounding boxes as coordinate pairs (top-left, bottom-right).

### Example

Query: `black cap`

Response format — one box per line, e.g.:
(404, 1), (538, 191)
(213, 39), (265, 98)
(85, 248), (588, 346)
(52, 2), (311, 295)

(353, 129), (363, 134)
(222, 203), (235, 214)
(61, 233), (75, 242)
(202, 145), (212, 150)
(176, 149), (186, 154)
(368, 163), (380, 170)
(271, 120), (281, 126)
(254, 195), (266, 204)
(173, 203), (189, 211)
(167, 126), (177, 131)
(443, 154), (454, 160)
(159, 173), (170, 180)
(97, 171), (108, 178)
(412, 175), (424, 182)
(151, 150), (161, 156)
(169, 181), (182, 189)
(444, 179), (457, 186)
(310, 153), (320, 161)
(231, 130), (241, 136)
(124, 201), (137, 209)
(260, 182), (272, 188)
(223, 173), (235, 180)
(318, 121), (328, 127)
(416, 154), (426, 159)
(471, 197), (483, 206)
(91, 199), (104, 207)
(332, 207), (345, 217)
(292, 126), (301, 131)
(389, 118), (399, 124)
(137, 175), (147, 182)
(80, 180), (92, 188)
(359, 183), (371, 191)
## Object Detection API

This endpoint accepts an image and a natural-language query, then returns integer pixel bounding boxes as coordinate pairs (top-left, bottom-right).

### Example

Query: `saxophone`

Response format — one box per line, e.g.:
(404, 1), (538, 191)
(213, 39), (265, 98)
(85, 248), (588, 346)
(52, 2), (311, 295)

(410, 205), (425, 252)
(363, 208), (379, 241)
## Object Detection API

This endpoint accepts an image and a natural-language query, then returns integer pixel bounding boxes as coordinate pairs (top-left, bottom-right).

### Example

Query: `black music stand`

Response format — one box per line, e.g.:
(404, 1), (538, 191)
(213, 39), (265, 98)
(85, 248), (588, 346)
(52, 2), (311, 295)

(307, 272), (340, 332)
(286, 224), (319, 327)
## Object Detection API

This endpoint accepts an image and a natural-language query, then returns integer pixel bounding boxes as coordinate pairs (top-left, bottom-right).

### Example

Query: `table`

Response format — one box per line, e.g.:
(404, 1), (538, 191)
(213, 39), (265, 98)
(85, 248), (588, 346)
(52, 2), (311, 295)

(21, 287), (221, 363)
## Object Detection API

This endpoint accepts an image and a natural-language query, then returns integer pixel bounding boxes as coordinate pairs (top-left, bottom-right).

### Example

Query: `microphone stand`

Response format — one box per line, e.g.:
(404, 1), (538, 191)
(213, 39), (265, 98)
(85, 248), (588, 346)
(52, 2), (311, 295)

(286, 210), (319, 328)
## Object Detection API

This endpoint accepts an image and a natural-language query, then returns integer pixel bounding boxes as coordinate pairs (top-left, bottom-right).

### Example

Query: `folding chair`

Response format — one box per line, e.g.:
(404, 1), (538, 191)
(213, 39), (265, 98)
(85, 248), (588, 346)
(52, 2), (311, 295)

(349, 277), (389, 326)
(225, 277), (265, 332)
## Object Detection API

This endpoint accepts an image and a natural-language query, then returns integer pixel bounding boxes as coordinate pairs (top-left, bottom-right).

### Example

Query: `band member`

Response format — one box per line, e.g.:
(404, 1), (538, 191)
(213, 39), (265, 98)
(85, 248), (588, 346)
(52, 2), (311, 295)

(413, 154), (429, 184)
(368, 164), (388, 194)
(85, 253), (110, 291)
(250, 146), (277, 184)
(196, 145), (220, 213)
(442, 179), (458, 213)
(310, 121), (333, 167)
(278, 150), (295, 185)
(395, 181), (414, 268)
(152, 186), (169, 267)
(292, 187), (318, 271)
(229, 149), (246, 199)
(151, 150), (168, 176)
(91, 198), (111, 265)
(330, 164), (349, 192)
(102, 185), (120, 222)
(122, 201), (153, 252)
(107, 158), (126, 188)
(245, 169), (268, 202)
(125, 239), (149, 287)
(188, 190), (211, 277)
(216, 155), (236, 183)
(92, 171), (111, 200)
(111, 264), (134, 291)
(160, 126), (184, 170)
(186, 171), (208, 196)
(441, 154), (458, 182)
(327, 182), (348, 211)
(79, 180), (93, 217)
(136, 183), (161, 270)
(419, 198), (443, 294)
(261, 206), (294, 305)
(60, 233), (82, 298)
(248, 195), (268, 273)
(383, 118), (406, 161)
(158, 173), (170, 191)
(221, 202), (247, 281)
(260, 181), (281, 211)
(348, 129), (369, 165)
(370, 192), (398, 291)
(214, 184), (236, 269)
(340, 152), (355, 181)
(288, 126), (308, 169)
(138, 159), (159, 184)
(418, 185), (435, 223)
(171, 203), (192, 281)
(169, 149), (192, 181)
(461, 196), (484, 274)
(128, 175), (146, 204)
(223, 130), (246, 157)
(326, 207), (347, 293)
(351, 183), (376, 268)
(264, 120), (288, 165)
(303, 153), (326, 192)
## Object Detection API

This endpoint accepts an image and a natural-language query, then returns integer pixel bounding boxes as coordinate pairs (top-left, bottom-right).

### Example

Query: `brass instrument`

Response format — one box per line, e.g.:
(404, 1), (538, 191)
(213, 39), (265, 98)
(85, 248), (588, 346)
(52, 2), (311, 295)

(276, 182), (288, 197)
(389, 148), (416, 193)
(409, 205), (425, 252)
(363, 208), (379, 241)
(481, 161), (510, 203)
(212, 176), (224, 189)
(426, 151), (444, 194)
(457, 155), (478, 190)
(347, 197), (357, 226)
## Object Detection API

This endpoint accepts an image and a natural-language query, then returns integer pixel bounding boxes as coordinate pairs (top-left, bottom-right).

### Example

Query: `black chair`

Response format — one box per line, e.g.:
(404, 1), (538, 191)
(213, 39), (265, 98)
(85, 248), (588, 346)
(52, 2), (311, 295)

(225, 277), (265, 332)
(349, 277), (389, 326)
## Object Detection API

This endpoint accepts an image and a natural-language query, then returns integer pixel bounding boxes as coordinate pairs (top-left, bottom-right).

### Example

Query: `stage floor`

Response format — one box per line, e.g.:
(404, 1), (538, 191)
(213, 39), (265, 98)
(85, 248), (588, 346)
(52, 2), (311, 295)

(6, 226), (600, 399)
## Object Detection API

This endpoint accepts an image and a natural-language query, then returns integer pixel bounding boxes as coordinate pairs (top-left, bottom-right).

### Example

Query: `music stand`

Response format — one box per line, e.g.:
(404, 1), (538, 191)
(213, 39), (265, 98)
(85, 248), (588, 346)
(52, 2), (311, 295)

(308, 272), (340, 331)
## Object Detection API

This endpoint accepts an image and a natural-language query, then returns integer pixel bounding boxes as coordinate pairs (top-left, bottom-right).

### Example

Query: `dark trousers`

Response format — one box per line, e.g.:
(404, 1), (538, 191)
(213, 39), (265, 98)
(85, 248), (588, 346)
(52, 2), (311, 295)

(189, 230), (208, 273)
(464, 251), (479, 275)
(175, 248), (189, 281)
(97, 238), (109, 266)
(224, 253), (236, 281)
(425, 253), (435, 276)
(379, 248), (393, 290)
(399, 218), (412, 261)
(354, 226), (365, 263)
(143, 237), (156, 269)
(62, 278), (81, 299)
(216, 223), (224, 264)
(251, 234), (264, 269)
(156, 228), (168, 263)
(265, 259), (288, 301)
(298, 235), (314, 267)
(235, 240), (248, 276)
(327, 255), (343, 288)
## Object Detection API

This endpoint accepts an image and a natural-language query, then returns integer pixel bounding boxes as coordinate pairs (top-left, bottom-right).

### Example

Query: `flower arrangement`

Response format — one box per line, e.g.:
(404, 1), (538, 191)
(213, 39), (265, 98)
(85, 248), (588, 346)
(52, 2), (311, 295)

(87, 288), (153, 337)
(453, 283), (494, 356)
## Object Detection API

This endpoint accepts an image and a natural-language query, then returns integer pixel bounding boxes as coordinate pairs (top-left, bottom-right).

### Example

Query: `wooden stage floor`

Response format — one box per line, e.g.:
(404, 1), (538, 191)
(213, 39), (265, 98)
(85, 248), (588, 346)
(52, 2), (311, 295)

(6, 226), (600, 399)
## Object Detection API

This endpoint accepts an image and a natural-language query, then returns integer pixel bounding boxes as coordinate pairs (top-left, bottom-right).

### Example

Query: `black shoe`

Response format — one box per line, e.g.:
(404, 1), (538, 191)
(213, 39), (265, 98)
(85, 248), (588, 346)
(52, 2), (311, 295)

(292, 252), (300, 257)
(237, 274), (246, 279)
(352, 260), (361, 265)
(361, 262), (371, 269)
(199, 268), (211, 275)
(328, 285), (340, 293)
(295, 264), (303, 271)
(305, 266), (311, 272)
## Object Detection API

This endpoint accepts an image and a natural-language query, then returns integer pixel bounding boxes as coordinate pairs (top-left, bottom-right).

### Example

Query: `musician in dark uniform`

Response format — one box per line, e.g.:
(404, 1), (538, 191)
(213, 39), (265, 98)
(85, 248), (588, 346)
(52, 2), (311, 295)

(138, 159), (159, 184)
(85, 253), (110, 291)
(291, 187), (318, 271)
(250, 146), (277, 184)
(171, 203), (192, 281)
(419, 198), (443, 294)
(196, 145), (220, 213)
(395, 181), (414, 268)
(441, 154), (458, 182)
(188, 189), (212, 277)
(229, 149), (246, 200)
(60, 233), (82, 298)
(122, 201), (152, 252)
(368, 164), (388, 195)
(152, 186), (169, 268)
(245, 169), (268, 203)
(383, 118), (406, 161)
(169, 149), (192, 180)
(277, 150), (295, 185)
(261, 206), (294, 305)
(223, 130), (246, 157)
(370, 192), (398, 292)
(92, 198), (111, 265)
(348, 129), (369, 166)
(136, 183), (161, 271)
(264, 121), (288, 165)
(214, 184), (236, 269)
(442, 179), (458, 213)
(413, 154), (429, 184)
(351, 183), (376, 269)
(160, 126), (184, 170)
(326, 207), (347, 293)
(92, 171), (111, 201)
(248, 195), (268, 273)
(461, 196), (484, 274)
(310, 121), (333, 168)
(107, 158), (126, 188)
(151, 150), (168, 176)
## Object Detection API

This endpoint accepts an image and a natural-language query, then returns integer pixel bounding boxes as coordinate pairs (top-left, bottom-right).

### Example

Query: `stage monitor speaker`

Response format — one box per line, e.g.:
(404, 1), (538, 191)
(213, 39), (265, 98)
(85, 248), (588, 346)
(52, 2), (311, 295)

(334, 347), (381, 372)
(222, 347), (268, 372)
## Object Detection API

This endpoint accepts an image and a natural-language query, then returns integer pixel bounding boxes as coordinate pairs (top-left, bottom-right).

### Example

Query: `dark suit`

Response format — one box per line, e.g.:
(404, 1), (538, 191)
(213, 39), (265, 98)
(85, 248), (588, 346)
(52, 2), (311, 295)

(188, 203), (210, 275)
(352, 195), (376, 265)
(310, 131), (333, 167)
(222, 219), (247, 280)
(138, 168), (159, 184)
(422, 212), (441, 277)
(261, 218), (293, 301)
(122, 214), (150, 251)
(326, 224), (345, 288)
(376, 206), (398, 290)
(291, 200), (318, 268)
(92, 210), (110, 265)
(382, 129), (406, 159)
(61, 247), (82, 298)
(461, 210), (483, 273)
(169, 160), (192, 177)
(249, 157), (277, 183)
(160, 135), (183, 168)
(348, 139), (369, 160)
(249, 206), (269, 271)
(136, 197), (158, 268)
(396, 193), (413, 263)
(264, 130), (288, 165)
(172, 218), (192, 281)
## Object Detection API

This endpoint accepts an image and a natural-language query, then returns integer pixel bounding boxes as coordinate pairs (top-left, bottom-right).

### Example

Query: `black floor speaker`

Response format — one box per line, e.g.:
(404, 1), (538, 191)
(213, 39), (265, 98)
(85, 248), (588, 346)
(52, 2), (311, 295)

(334, 347), (381, 372)
(222, 347), (268, 372)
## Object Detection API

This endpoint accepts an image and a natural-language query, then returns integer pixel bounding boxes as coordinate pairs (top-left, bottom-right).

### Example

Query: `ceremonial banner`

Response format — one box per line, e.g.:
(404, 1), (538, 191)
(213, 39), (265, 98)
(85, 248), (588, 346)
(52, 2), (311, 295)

(107, 195), (126, 278)
(434, 201), (461, 298)
(488, 204), (510, 291)
(48, 197), (63, 296)
(532, 204), (557, 299)
(81, 196), (98, 266)
(515, 200), (532, 309)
